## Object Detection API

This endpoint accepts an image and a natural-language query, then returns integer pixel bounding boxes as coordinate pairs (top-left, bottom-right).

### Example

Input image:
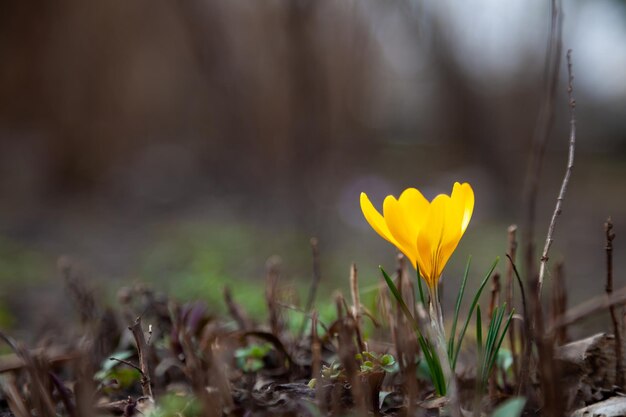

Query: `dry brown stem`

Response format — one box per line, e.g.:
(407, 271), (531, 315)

(550, 285), (626, 331)
(532, 273), (563, 417)
(1, 374), (31, 417)
(300, 237), (322, 338)
(128, 316), (154, 399)
(605, 217), (623, 387)
(551, 262), (568, 345)
(537, 47), (576, 295)
(310, 310), (323, 404)
(505, 225), (520, 383)
(265, 255), (282, 335)
(349, 263), (365, 352)
(224, 286), (252, 330)
(0, 332), (57, 417)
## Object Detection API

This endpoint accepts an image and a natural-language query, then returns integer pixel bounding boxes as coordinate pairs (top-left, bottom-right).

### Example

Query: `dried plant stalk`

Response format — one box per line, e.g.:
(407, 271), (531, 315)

(551, 262), (568, 345)
(265, 256), (282, 335)
(605, 218), (624, 387)
(300, 237), (322, 338)
(349, 263), (365, 352)
(129, 317), (154, 399)
(537, 44), (576, 295)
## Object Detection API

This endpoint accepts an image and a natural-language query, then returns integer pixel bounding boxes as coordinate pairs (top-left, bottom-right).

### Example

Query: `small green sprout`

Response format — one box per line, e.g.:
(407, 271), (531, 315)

(95, 351), (141, 392)
(355, 351), (398, 374)
(321, 361), (344, 380)
(235, 342), (273, 373)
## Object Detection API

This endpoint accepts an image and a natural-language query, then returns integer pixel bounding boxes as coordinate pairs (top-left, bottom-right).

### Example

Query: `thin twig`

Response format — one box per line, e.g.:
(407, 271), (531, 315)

(349, 263), (365, 352)
(532, 272), (563, 417)
(335, 292), (367, 414)
(537, 48), (576, 295)
(299, 237), (322, 338)
(549, 284), (626, 331)
(224, 286), (251, 330)
(128, 317), (153, 398)
(266, 256), (282, 335)
(109, 357), (144, 374)
(605, 217), (623, 387)
(0, 347), (76, 374)
(551, 262), (568, 345)
(0, 332), (57, 417)
(1, 374), (30, 417)
(311, 310), (323, 405)
(350, 263), (360, 320)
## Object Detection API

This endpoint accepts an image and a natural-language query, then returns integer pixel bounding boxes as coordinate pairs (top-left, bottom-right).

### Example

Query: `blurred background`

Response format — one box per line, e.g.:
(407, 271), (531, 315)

(1, 0), (625, 338)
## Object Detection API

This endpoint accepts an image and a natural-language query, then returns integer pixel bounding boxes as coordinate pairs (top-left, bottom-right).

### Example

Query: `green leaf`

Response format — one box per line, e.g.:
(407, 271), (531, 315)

(497, 348), (513, 372)
(379, 391), (394, 410)
(108, 367), (141, 388)
(381, 266), (446, 396)
(416, 267), (426, 306)
(476, 304), (483, 357)
(449, 256), (472, 361)
(380, 267), (419, 332)
(491, 397), (526, 417)
(452, 257), (499, 370)
(95, 350), (135, 382)
(155, 392), (202, 417)
(418, 336), (446, 396)
(381, 354), (394, 366)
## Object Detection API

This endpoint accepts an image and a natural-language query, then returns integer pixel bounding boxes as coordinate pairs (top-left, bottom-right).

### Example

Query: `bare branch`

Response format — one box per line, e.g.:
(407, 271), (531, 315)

(299, 237), (322, 338)
(537, 49), (576, 294)
(109, 357), (143, 374)
(505, 225), (519, 383)
(128, 317), (153, 399)
(549, 284), (626, 332)
(605, 218), (623, 387)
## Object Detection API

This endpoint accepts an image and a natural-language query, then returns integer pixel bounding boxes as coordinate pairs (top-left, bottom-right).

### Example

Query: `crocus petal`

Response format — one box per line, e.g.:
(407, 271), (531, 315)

(383, 195), (419, 268)
(397, 188), (430, 235)
(416, 194), (449, 287)
(360, 192), (398, 246)
(435, 183), (473, 283)
(451, 182), (474, 233)
(444, 184), (465, 246)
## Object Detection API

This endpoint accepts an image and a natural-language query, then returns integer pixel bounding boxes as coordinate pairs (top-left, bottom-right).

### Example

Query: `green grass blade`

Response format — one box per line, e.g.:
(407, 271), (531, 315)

(381, 266), (447, 396)
(380, 267), (419, 332)
(452, 257), (499, 369)
(417, 335), (446, 396)
(416, 267), (426, 306)
(487, 309), (515, 382)
(476, 304), (483, 358)
(481, 305), (503, 386)
(448, 256), (472, 361)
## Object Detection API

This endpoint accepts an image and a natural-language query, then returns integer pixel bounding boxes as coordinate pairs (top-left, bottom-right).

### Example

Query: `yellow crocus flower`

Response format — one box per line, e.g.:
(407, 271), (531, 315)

(360, 182), (474, 289)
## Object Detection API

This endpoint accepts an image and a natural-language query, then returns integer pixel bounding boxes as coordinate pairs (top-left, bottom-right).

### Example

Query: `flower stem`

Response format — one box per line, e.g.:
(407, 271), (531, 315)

(428, 285), (460, 417)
